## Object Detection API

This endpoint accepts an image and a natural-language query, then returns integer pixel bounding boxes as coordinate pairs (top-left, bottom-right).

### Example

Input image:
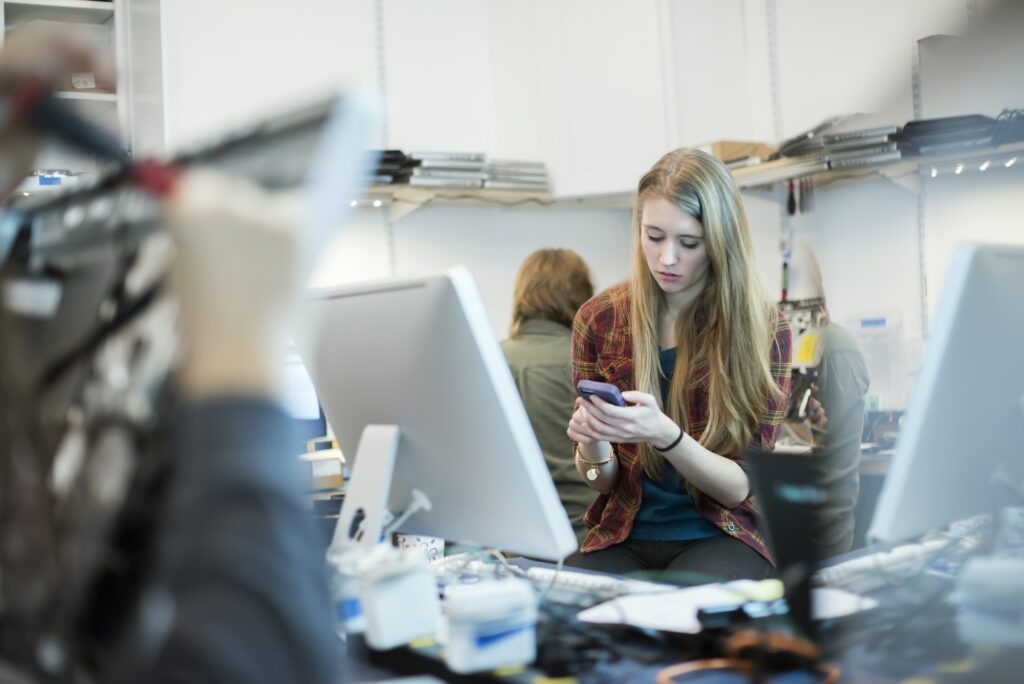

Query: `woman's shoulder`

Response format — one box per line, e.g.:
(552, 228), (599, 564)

(770, 307), (790, 331)
(771, 305), (791, 335)
(768, 305), (792, 360)
(576, 281), (632, 329)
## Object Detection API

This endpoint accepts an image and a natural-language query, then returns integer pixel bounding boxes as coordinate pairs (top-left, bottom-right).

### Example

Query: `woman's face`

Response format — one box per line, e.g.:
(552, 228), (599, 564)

(640, 196), (710, 298)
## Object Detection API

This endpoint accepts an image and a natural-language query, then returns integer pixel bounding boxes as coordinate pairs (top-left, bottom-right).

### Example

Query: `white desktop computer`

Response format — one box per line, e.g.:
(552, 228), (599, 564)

(869, 243), (1024, 543)
(297, 267), (578, 561)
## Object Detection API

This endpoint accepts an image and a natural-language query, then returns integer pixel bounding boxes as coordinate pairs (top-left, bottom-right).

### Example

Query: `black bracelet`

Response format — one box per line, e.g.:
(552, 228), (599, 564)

(652, 425), (685, 452)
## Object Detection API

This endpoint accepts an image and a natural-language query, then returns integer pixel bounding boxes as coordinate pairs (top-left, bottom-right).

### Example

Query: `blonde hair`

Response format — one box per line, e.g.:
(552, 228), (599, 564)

(629, 149), (784, 480)
(509, 248), (594, 338)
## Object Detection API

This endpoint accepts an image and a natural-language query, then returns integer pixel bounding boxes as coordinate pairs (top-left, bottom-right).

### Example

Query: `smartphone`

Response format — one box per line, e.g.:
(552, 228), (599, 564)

(576, 379), (626, 407)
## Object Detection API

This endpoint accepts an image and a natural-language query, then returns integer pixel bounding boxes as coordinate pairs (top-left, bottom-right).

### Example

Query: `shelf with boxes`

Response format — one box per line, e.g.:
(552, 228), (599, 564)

(1, 0), (122, 200)
(359, 135), (1023, 223)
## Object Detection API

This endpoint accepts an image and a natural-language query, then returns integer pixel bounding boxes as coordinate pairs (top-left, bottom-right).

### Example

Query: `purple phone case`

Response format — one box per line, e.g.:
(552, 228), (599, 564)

(576, 379), (626, 407)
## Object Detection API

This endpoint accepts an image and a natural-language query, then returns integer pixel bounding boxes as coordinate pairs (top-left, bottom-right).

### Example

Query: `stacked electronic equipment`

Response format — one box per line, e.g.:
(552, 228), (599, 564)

(368, 151), (550, 191)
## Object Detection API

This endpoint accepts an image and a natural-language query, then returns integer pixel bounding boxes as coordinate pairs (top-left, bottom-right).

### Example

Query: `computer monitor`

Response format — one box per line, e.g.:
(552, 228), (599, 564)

(869, 243), (1024, 543)
(296, 267), (578, 561)
(281, 352), (328, 454)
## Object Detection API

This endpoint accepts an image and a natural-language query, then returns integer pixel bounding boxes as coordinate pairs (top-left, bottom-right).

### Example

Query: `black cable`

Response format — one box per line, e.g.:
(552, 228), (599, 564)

(39, 281), (161, 390)
(992, 108), (1024, 147)
(419, 194), (554, 210)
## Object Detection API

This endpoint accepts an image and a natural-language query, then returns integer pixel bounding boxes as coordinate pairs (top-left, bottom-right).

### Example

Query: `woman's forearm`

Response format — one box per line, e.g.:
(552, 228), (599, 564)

(656, 426), (749, 508)
(574, 440), (617, 494)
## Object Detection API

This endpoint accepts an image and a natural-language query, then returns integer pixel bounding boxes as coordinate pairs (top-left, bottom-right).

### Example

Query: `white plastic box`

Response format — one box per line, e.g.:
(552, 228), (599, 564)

(359, 548), (441, 650)
(443, 578), (537, 674)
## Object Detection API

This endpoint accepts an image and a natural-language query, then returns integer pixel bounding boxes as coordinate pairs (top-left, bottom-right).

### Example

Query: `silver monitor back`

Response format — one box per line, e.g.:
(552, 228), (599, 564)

(869, 244), (1024, 543)
(298, 268), (578, 561)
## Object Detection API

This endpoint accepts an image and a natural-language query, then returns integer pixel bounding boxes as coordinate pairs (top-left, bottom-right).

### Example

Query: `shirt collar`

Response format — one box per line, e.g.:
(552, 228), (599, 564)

(517, 319), (571, 337)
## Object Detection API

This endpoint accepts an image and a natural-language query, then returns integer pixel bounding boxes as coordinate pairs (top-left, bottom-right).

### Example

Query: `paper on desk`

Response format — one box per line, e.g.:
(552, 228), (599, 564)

(577, 581), (877, 633)
(577, 581), (760, 633)
(812, 586), (878, 620)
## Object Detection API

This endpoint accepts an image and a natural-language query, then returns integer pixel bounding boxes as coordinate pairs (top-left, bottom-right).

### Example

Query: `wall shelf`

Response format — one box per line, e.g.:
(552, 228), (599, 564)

(368, 138), (1024, 222)
(731, 140), (1024, 191)
(366, 139), (1022, 221)
(3, 0), (113, 25)
(368, 186), (554, 222)
(54, 90), (116, 102)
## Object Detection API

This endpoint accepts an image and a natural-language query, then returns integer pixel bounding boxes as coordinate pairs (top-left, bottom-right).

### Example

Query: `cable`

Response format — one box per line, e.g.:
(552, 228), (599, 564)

(992, 108), (1024, 147)
(417, 194), (554, 210)
(535, 556), (565, 605)
(654, 629), (841, 684)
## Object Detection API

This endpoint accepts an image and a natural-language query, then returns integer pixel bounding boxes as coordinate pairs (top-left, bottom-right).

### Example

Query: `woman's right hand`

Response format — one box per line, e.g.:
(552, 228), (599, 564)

(569, 397), (618, 491)
(567, 396), (603, 445)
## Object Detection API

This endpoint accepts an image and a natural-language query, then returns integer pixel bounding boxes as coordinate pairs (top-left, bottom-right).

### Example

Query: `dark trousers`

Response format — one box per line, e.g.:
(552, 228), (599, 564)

(565, 534), (772, 581)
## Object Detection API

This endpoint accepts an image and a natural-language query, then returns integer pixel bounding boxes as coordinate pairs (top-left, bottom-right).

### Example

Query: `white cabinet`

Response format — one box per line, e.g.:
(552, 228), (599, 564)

(381, 0), (548, 162)
(666, 0), (772, 145)
(536, 0), (675, 197)
(121, 0), (165, 158)
(382, 0), (498, 153)
(160, 0), (378, 152)
(381, 0), (676, 197)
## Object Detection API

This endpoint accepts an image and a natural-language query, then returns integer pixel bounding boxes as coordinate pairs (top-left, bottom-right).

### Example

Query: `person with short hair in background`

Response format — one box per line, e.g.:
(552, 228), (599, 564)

(501, 248), (596, 544)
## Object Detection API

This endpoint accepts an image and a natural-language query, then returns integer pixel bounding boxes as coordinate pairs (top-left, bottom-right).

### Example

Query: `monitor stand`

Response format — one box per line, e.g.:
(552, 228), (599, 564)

(330, 424), (401, 552)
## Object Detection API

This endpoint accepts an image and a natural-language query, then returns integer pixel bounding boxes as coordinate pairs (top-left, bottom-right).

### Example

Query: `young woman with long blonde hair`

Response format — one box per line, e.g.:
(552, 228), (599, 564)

(566, 149), (792, 579)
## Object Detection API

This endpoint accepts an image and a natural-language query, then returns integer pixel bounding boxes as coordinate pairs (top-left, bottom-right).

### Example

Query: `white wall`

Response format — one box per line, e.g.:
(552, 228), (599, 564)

(310, 206), (632, 338)
(161, 0), (379, 151)
(738, 189), (785, 295)
(924, 165), (1024, 320)
(771, 0), (967, 139)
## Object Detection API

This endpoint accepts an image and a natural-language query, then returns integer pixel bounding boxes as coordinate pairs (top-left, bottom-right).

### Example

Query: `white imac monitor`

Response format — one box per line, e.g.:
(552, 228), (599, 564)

(297, 267), (578, 561)
(869, 244), (1024, 543)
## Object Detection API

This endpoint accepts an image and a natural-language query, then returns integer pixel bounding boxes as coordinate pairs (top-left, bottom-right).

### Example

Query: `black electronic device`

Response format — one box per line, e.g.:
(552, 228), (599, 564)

(898, 114), (997, 156)
(744, 449), (830, 639)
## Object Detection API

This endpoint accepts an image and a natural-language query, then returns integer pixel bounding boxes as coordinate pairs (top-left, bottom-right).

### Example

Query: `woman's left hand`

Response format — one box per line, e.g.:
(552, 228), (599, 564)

(581, 390), (679, 448)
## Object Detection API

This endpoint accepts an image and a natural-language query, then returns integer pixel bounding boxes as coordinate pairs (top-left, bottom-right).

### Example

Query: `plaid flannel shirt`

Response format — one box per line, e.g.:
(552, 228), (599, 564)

(571, 282), (792, 563)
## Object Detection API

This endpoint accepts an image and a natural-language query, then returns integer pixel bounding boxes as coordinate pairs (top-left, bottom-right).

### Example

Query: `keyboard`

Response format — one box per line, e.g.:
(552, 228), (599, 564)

(523, 566), (674, 597)
(813, 539), (949, 593)
(431, 554), (674, 599)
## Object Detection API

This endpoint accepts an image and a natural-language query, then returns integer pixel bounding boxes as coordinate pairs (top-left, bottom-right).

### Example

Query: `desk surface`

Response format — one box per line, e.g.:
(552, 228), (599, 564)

(339, 546), (1024, 683)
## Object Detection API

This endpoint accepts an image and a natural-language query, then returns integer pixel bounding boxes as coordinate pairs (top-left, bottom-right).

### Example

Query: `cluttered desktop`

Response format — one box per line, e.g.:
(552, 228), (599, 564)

(290, 245), (1024, 683)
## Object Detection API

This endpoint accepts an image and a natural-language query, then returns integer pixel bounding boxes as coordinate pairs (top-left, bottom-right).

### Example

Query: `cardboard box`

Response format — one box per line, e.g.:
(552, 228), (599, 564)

(696, 140), (777, 164)
(28, 20), (115, 94)
(60, 71), (115, 95)
(300, 449), (345, 491)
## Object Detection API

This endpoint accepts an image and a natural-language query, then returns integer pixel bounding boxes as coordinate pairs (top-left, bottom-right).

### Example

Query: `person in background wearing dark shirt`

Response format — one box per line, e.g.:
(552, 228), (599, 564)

(0, 28), (339, 684)
(786, 239), (870, 557)
(566, 149), (792, 580)
(501, 248), (595, 544)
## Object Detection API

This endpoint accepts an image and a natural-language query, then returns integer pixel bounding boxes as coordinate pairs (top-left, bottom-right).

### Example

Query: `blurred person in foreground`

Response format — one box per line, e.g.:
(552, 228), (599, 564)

(0, 27), (339, 683)
(501, 248), (596, 544)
